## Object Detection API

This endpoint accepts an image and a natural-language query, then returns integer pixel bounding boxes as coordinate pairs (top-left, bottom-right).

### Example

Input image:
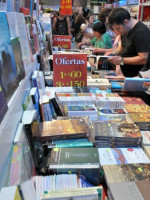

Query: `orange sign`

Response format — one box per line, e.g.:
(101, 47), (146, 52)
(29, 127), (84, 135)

(60, 0), (72, 16)
(53, 54), (87, 87)
(53, 35), (71, 49)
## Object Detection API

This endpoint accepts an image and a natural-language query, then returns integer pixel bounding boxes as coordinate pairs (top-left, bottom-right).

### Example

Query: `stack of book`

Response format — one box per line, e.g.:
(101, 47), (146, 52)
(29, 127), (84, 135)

(92, 121), (142, 147)
(64, 104), (98, 118)
(31, 119), (91, 142)
(46, 147), (101, 186)
(95, 93), (125, 109)
(103, 163), (150, 200)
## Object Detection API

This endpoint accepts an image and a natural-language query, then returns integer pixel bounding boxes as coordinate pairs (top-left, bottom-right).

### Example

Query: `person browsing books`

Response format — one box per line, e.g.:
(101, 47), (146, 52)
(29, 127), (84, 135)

(107, 8), (150, 77)
(77, 22), (112, 49)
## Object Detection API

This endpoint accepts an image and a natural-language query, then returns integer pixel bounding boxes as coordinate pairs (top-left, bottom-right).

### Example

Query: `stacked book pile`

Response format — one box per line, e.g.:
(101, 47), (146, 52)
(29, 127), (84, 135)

(46, 147), (101, 186)
(92, 121), (142, 147)
(103, 163), (150, 200)
(95, 93), (125, 109)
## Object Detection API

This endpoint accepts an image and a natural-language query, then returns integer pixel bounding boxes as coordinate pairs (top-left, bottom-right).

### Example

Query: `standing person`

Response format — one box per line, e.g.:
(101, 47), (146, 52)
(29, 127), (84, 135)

(107, 7), (150, 77)
(52, 8), (71, 36)
(71, 14), (85, 38)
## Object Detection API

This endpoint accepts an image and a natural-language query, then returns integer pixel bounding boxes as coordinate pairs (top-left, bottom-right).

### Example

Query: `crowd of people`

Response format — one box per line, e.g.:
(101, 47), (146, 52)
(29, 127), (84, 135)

(51, 7), (150, 80)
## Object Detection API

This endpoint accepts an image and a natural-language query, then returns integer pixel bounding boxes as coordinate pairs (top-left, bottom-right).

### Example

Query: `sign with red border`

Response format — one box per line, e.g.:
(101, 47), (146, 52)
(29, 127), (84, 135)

(53, 35), (71, 49)
(53, 54), (87, 87)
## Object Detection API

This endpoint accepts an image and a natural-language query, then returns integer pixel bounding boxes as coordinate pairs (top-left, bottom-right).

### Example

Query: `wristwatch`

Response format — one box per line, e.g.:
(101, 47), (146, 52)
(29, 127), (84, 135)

(120, 57), (124, 65)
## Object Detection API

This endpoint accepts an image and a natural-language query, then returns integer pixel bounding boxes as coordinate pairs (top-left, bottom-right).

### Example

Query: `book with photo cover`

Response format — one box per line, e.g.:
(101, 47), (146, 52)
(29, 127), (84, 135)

(98, 147), (150, 166)
(11, 37), (25, 82)
(93, 121), (141, 141)
(0, 12), (19, 101)
(31, 119), (91, 142)
(96, 56), (116, 70)
(98, 114), (133, 123)
(0, 80), (8, 123)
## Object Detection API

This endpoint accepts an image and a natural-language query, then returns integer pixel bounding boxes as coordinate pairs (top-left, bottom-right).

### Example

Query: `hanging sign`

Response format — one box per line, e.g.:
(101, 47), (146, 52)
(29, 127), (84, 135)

(60, 0), (72, 16)
(53, 54), (87, 87)
(53, 35), (71, 49)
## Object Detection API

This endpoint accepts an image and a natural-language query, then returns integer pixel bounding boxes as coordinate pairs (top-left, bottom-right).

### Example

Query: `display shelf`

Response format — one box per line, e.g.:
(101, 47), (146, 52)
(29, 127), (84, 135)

(0, 58), (38, 188)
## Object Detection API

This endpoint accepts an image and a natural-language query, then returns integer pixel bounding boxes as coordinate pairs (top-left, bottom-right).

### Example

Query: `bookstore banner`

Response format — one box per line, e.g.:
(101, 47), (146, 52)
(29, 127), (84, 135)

(53, 35), (71, 49)
(53, 54), (87, 87)
(60, 0), (72, 16)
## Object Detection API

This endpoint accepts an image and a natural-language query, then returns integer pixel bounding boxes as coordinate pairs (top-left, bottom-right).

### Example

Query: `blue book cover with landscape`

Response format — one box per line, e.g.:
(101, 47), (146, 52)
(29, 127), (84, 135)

(0, 80), (8, 123)
(0, 12), (18, 101)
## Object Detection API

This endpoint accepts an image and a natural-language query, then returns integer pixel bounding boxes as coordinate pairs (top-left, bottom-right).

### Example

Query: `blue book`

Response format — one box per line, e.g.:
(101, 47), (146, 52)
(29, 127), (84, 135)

(123, 77), (150, 91)
(0, 12), (18, 101)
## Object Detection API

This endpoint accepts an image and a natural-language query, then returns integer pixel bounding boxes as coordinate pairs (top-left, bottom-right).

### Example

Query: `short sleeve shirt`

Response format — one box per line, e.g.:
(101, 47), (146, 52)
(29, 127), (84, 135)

(91, 33), (112, 49)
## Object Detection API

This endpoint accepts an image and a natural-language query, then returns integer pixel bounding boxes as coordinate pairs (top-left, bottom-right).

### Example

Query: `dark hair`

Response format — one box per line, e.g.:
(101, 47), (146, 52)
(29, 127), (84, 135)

(85, 14), (93, 21)
(92, 21), (106, 35)
(108, 8), (131, 29)
(98, 8), (112, 23)
(75, 15), (85, 24)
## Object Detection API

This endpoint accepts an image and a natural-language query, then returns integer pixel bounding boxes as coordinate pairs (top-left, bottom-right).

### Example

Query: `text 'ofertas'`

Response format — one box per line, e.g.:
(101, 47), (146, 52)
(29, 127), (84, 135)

(55, 57), (86, 65)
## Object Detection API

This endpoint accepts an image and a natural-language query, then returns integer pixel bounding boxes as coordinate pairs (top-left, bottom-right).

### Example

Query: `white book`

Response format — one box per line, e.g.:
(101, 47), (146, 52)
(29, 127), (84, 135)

(0, 186), (21, 200)
(98, 147), (150, 166)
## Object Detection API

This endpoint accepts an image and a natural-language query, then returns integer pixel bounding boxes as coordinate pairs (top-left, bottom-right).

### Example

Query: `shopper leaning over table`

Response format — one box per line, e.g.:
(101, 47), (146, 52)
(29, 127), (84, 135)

(107, 7), (150, 77)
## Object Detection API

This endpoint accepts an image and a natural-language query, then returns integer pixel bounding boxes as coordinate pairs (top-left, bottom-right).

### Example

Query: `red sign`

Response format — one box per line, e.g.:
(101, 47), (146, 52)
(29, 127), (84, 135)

(60, 0), (72, 16)
(53, 35), (71, 49)
(53, 54), (87, 87)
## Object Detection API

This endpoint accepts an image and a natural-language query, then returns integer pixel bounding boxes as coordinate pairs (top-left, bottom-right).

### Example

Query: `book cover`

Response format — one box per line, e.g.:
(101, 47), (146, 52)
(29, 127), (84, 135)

(0, 12), (19, 101)
(0, 81), (8, 123)
(103, 163), (150, 184)
(124, 104), (150, 113)
(48, 148), (99, 168)
(135, 180), (150, 200)
(109, 182), (144, 200)
(31, 119), (91, 142)
(96, 56), (116, 70)
(121, 97), (145, 105)
(65, 104), (98, 116)
(123, 77), (150, 92)
(93, 122), (141, 140)
(141, 131), (150, 145)
(22, 89), (34, 111)
(0, 185), (22, 200)
(11, 37), (25, 82)
(98, 147), (150, 166)
(98, 114), (133, 123)
(98, 108), (127, 115)
(129, 113), (150, 123)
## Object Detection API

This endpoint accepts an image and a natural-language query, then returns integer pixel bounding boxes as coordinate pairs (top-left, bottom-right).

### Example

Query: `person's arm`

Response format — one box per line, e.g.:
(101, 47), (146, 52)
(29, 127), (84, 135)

(108, 52), (149, 66)
(67, 17), (71, 36)
(77, 41), (92, 48)
(92, 47), (112, 54)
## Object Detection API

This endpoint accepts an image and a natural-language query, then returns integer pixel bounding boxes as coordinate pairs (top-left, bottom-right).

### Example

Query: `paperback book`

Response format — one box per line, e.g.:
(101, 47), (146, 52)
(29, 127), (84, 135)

(98, 147), (150, 166)
(31, 119), (91, 142)
(0, 81), (8, 123)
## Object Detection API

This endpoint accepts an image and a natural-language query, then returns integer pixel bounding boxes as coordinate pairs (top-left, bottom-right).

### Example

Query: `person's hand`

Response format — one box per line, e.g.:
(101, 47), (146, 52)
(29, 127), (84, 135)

(105, 51), (113, 56)
(108, 56), (121, 65)
(92, 48), (104, 54)
(77, 42), (82, 48)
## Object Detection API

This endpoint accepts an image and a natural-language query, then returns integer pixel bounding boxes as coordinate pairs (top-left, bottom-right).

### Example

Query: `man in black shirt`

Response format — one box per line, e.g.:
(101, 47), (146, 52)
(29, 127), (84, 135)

(107, 8), (150, 77)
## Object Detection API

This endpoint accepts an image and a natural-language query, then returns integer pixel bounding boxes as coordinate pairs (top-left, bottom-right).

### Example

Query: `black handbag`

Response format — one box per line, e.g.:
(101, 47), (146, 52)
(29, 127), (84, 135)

(75, 30), (83, 43)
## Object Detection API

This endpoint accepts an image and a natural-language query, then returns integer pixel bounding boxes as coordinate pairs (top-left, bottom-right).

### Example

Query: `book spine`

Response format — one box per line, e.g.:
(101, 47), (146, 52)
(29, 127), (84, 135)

(48, 142), (93, 148)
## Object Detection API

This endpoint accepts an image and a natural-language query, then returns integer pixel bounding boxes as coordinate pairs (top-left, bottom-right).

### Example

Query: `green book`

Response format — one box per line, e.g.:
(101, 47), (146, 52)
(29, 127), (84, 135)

(48, 141), (93, 148)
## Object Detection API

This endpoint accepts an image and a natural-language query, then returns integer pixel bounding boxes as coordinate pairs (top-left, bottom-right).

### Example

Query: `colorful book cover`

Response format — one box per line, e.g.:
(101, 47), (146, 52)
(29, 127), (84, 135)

(93, 122), (141, 139)
(31, 119), (91, 142)
(124, 104), (150, 113)
(0, 12), (18, 101)
(0, 80), (8, 123)
(11, 37), (25, 81)
(98, 147), (150, 166)
(98, 108), (127, 115)
(121, 97), (145, 105)
(98, 114), (133, 123)
(129, 113), (150, 123)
